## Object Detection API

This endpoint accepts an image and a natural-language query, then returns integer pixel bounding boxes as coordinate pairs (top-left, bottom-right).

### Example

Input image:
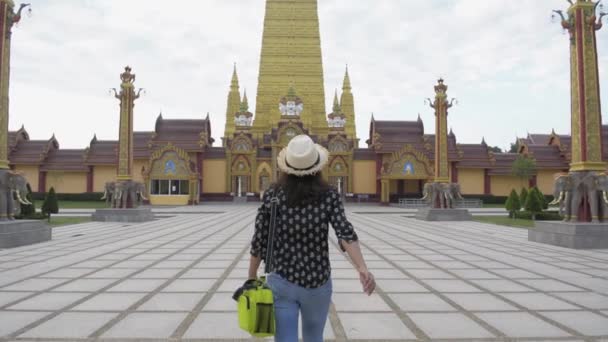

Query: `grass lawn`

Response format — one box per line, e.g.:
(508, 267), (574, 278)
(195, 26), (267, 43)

(33, 200), (107, 209)
(46, 217), (92, 227)
(473, 215), (535, 229)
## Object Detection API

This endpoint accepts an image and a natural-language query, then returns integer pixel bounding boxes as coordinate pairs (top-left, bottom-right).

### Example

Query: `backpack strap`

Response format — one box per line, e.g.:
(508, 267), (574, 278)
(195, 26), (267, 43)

(264, 196), (279, 274)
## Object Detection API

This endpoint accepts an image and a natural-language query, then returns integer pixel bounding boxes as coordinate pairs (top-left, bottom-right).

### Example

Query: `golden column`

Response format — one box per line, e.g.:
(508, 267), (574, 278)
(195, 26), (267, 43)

(0, 1), (29, 170)
(111, 66), (143, 181)
(427, 79), (455, 183)
(554, 0), (606, 171)
(253, 0), (327, 137)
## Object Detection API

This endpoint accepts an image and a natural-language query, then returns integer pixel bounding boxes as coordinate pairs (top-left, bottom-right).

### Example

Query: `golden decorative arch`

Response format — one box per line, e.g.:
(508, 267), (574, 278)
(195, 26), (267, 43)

(231, 155), (252, 175)
(232, 134), (253, 152)
(278, 124), (303, 146)
(328, 136), (349, 153)
(328, 156), (348, 176)
(383, 144), (433, 179)
(256, 162), (272, 193)
(145, 143), (197, 180)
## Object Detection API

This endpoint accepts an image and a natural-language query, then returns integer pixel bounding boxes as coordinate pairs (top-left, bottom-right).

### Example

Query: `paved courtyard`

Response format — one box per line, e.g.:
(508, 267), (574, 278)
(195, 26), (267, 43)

(1, 204), (608, 341)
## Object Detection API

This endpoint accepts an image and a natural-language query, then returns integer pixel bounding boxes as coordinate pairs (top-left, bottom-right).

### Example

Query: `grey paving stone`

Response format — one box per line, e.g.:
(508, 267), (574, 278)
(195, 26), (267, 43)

(409, 312), (495, 338)
(193, 259), (233, 268)
(331, 268), (360, 279)
(423, 279), (483, 293)
(389, 293), (457, 312)
(106, 279), (165, 292)
(0, 292), (34, 307)
(340, 312), (415, 339)
(39, 268), (96, 278)
(470, 279), (534, 292)
(72, 260), (117, 268)
(333, 279), (364, 292)
(542, 311), (608, 336)
(443, 293), (518, 311)
(450, 269), (501, 279)
(71, 293), (147, 311)
(476, 312), (571, 338)
(19, 312), (117, 338)
(182, 268), (226, 278)
(492, 268), (545, 279)
(501, 293), (580, 310)
(0, 311), (50, 337)
(7, 292), (89, 311)
(371, 268), (408, 279)
(468, 261), (513, 269)
(332, 293), (392, 312)
(394, 261), (434, 269)
(111, 260), (156, 268)
(183, 312), (257, 338)
(406, 269), (455, 279)
(137, 293), (204, 311)
(376, 279), (429, 293)
(1, 278), (66, 291)
(102, 312), (187, 338)
(518, 279), (584, 292)
(432, 261), (476, 269)
(131, 268), (181, 279)
(51, 279), (115, 292)
(85, 268), (137, 279)
(202, 293), (236, 311)
(217, 279), (245, 292)
(163, 279), (215, 292)
(152, 260), (192, 268)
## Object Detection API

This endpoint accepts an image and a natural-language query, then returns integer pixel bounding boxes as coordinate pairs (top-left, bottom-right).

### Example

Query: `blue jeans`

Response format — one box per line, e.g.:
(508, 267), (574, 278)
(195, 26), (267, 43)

(266, 273), (332, 342)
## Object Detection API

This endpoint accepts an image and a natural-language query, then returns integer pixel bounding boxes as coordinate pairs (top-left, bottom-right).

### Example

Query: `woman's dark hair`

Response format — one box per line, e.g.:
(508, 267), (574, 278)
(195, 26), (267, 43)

(273, 172), (331, 207)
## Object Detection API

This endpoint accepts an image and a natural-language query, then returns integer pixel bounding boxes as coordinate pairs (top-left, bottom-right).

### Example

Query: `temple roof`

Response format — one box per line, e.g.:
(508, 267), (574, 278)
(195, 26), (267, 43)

(41, 149), (88, 171)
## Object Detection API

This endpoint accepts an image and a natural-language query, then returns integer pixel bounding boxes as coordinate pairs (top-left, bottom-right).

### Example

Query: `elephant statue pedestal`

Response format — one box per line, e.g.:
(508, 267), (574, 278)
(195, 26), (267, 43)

(416, 182), (472, 221)
(415, 208), (472, 221)
(92, 208), (154, 223)
(529, 171), (608, 249)
(92, 180), (153, 223)
(0, 220), (51, 248)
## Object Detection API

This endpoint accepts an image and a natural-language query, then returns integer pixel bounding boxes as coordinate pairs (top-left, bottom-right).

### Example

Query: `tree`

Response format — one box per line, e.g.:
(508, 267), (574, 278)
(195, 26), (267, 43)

(509, 142), (519, 153)
(532, 186), (548, 210)
(520, 188), (528, 208)
(20, 183), (35, 217)
(525, 188), (543, 220)
(41, 187), (59, 221)
(512, 155), (537, 187)
(505, 189), (521, 218)
(488, 146), (502, 153)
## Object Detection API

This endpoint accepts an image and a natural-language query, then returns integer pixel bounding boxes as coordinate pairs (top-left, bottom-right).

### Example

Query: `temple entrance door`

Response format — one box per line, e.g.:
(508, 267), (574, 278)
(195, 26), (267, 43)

(232, 176), (250, 196)
(329, 176), (348, 195)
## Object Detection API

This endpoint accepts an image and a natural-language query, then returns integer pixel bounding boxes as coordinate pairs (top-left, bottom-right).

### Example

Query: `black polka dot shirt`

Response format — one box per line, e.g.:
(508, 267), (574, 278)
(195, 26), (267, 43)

(250, 187), (359, 288)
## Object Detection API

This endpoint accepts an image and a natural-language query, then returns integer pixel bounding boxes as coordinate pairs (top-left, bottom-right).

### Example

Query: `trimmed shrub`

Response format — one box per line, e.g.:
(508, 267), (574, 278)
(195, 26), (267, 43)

(505, 189), (521, 218)
(520, 188), (528, 208)
(41, 187), (59, 216)
(524, 189), (543, 220)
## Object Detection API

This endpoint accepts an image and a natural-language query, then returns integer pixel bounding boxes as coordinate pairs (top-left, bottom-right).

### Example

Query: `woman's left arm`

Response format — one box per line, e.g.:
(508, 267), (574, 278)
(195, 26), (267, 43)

(248, 190), (272, 280)
(248, 255), (262, 279)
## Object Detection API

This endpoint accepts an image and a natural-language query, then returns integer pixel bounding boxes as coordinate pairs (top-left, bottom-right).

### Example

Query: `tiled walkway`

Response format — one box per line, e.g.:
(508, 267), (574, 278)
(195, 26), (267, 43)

(1, 204), (608, 341)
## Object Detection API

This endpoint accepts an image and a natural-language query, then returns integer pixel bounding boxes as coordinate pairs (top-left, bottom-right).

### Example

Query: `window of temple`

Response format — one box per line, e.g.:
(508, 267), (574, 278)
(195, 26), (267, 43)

(150, 179), (190, 195)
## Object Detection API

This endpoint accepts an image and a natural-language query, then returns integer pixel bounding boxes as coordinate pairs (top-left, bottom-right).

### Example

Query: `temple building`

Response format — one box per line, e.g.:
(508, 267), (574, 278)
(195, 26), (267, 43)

(6, 0), (605, 205)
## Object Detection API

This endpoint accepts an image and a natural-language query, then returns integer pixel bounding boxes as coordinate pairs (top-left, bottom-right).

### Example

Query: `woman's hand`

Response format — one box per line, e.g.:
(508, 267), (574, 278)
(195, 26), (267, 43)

(358, 268), (375, 295)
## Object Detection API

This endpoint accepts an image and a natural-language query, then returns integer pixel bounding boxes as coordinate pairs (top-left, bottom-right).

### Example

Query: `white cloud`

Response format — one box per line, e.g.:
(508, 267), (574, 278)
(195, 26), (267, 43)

(8, 0), (608, 152)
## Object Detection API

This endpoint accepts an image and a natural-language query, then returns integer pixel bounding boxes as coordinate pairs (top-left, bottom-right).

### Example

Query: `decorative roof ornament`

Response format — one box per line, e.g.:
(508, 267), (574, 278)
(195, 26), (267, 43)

(234, 90), (253, 127)
(279, 85), (304, 116)
(327, 89), (346, 128)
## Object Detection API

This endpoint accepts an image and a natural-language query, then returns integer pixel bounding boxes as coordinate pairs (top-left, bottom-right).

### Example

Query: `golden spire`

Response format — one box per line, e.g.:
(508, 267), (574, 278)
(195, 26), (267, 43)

(340, 65), (356, 140)
(240, 89), (249, 112)
(224, 64), (242, 140)
(342, 65), (351, 91)
(332, 89), (340, 113)
(230, 63), (239, 90)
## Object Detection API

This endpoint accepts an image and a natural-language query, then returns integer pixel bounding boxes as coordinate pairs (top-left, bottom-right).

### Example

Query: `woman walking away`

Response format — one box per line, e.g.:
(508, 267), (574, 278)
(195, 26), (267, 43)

(248, 134), (376, 342)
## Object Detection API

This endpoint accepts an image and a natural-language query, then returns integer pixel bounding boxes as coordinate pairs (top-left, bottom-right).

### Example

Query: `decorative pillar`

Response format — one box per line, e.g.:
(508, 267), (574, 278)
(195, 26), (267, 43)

(552, 0), (606, 222)
(380, 178), (389, 205)
(197, 151), (203, 198)
(112, 66), (143, 181)
(483, 169), (491, 195)
(0, 2), (29, 169)
(451, 163), (459, 183)
(554, 0), (606, 172)
(38, 170), (46, 193)
(427, 79), (456, 184)
(375, 156), (382, 199)
(86, 166), (94, 193)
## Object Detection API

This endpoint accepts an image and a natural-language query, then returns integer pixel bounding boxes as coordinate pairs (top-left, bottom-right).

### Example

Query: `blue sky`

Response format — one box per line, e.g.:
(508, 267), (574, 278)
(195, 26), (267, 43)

(8, 0), (608, 151)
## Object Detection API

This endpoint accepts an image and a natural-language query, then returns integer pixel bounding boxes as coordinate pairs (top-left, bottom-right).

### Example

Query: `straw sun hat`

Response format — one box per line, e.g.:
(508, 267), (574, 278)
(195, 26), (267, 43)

(277, 135), (329, 176)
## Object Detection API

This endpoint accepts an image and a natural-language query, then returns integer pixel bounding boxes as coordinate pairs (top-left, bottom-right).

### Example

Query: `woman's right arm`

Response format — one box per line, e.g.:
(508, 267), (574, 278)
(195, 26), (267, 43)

(328, 190), (376, 295)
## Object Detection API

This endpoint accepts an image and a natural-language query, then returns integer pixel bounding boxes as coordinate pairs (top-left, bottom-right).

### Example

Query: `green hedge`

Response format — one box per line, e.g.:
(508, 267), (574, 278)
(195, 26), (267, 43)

(514, 210), (562, 221)
(461, 194), (507, 204)
(31, 192), (105, 201)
